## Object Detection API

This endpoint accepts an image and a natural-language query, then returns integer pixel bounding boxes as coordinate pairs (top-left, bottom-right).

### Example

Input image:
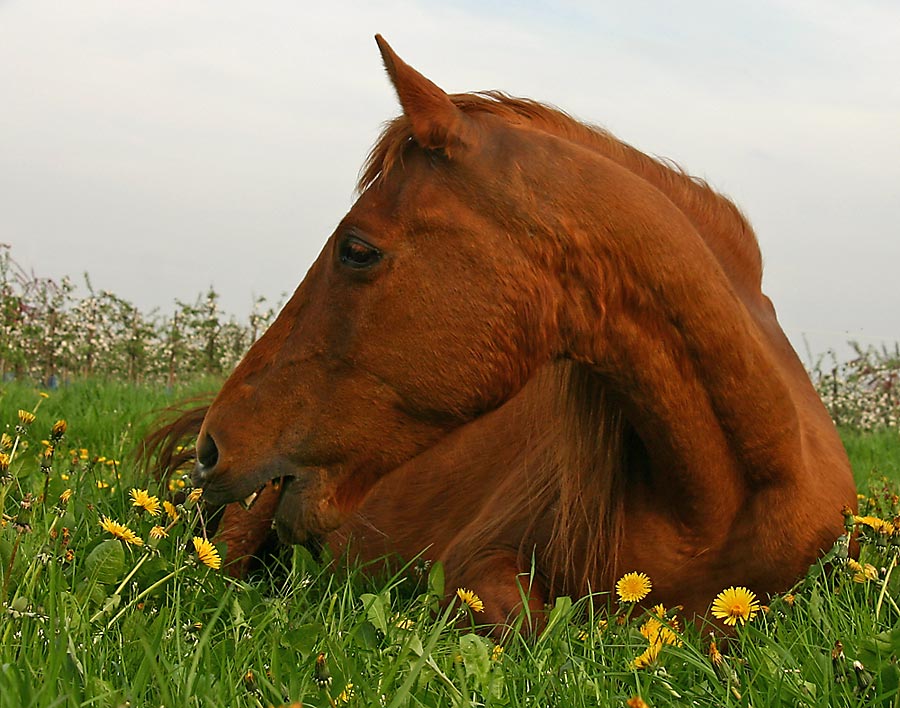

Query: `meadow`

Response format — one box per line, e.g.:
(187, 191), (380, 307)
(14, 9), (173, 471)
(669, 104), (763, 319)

(5, 252), (900, 706)
(2, 374), (900, 708)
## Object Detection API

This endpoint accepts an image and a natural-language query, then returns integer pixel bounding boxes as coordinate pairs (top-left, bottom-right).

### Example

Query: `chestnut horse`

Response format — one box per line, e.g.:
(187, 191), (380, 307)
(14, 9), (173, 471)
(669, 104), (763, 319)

(158, 36), (857, 626)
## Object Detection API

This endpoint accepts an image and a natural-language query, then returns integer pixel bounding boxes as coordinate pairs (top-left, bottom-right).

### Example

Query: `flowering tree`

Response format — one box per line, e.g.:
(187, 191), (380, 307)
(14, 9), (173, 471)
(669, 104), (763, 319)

(0, 246), (278, 384)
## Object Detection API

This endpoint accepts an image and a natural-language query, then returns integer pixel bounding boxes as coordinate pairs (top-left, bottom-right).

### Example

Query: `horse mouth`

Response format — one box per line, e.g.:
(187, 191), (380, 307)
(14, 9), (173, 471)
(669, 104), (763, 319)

(240, 484), (269, 511)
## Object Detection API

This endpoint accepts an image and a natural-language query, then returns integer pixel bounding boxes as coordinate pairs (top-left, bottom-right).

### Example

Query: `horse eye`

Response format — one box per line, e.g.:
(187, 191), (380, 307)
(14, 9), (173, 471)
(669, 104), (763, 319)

(339, 236), (382, 270)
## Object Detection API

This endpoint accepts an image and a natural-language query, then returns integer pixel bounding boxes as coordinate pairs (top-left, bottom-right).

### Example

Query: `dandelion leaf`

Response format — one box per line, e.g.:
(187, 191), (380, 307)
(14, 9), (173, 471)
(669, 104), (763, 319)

(428, 560), (445, 599)
(279, 622), (321, 659)
(859, 625), (900, 668)
(459, 633), (492, 687)
(84, 539), (125, 585)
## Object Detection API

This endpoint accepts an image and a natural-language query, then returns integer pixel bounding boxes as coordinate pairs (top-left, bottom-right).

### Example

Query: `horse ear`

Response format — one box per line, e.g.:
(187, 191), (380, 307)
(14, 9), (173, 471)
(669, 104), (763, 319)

(374, 34), (472, 154)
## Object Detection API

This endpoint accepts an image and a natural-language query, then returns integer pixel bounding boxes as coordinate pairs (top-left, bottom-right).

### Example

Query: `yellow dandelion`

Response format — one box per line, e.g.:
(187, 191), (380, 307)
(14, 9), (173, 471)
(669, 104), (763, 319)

(491, 644), (504, 661)
(711, 586), (760, 626)
(616, 571), (652, 603)
(1, 433), (11, 450)
(163, 500), (180, 520)
(130, 488), (161, 515)
(709, 638), (724, 667)
(99, 516), (144, 546)
(149, 525), (168, 539)
(79, 448), (89, 460)
(96, 480), (110, 489)
(187, 488), (203, 503)
(59, 488), (73, 503)
(337, 682), (354, 704)
(631, 641), (661, 670)
(847, 559), (878, 583)
(39, 392), (49, 399)
(640, 615), (681, 648)
(96, 456), (106, 463)
(192, 536), (222, 569)
(626, 697), (650, 708)
(854, 515), (894, 535)
(0, 452), (9, 472)
(51, 419), (67, 438)
(456, 587), (485, 613)
(18, 409), (36, 425)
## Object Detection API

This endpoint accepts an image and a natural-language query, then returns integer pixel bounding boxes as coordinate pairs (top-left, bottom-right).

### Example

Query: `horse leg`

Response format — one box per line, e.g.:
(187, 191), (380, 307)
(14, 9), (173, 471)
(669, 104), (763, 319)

(448, 549), (547, 635)
(213, 483), (280, 578)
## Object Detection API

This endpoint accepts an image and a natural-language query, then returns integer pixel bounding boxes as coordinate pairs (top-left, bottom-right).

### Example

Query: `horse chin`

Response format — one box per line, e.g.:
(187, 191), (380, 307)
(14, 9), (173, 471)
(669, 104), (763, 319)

(272, 475), (344, 545)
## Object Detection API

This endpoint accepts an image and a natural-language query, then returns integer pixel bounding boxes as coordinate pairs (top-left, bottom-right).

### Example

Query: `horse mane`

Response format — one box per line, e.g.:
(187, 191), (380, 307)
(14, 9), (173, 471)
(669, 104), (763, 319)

(360, 91), (762, 292)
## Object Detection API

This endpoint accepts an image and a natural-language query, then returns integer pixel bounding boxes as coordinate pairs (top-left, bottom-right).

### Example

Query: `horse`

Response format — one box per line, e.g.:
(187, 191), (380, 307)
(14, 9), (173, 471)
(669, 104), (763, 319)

(153, 35), (857, 628)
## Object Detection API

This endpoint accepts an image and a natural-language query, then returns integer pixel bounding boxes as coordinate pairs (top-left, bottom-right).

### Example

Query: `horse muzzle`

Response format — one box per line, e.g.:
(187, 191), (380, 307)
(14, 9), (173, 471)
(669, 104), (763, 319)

(194, 456), (343, 544)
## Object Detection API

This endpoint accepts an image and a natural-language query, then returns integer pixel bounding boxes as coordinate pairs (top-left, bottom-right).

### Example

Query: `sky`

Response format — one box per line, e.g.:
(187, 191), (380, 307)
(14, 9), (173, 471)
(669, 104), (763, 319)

(2, 0), (898, 363)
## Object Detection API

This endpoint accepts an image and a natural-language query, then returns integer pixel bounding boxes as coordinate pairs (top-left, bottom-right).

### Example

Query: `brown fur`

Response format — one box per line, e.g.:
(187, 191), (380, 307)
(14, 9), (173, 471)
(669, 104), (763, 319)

(151, 36), (856, 629)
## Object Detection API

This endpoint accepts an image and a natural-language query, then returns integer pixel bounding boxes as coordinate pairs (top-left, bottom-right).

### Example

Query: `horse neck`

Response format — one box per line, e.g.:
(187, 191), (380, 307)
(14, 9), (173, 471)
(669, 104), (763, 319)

(538, 159), (803, 522)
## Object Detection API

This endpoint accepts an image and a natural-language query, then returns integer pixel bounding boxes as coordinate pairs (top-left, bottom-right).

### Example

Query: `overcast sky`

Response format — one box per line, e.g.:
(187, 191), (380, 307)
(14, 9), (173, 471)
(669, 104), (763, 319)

(2, 0), (898, 362)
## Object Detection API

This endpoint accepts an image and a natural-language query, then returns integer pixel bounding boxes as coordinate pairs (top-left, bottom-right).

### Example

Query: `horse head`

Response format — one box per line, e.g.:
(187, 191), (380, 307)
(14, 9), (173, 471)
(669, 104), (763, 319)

(193, 36), (564, 543)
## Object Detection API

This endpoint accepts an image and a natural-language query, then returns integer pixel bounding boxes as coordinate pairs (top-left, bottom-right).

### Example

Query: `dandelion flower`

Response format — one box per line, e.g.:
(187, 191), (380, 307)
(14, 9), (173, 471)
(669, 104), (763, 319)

(59, 488), (73, 503)
(491, 644), (504, 662)
(711, 586), (760, 626)
(163, 500), (180, 520)
(314, 652), (332, 686)
(631, 642), (661, 670)
(709, 638), (724, 667)
(18, 410), (36, 425)
(99, 516), (143, 546)
(0, 433), (11, 450)
(39, 392), (49, 399)
(149, 525), (169, 539)
(192, 536), (221, 569)
(337, 682), (354, 704)
(130, 488), (161, 515)
(626, 697), (650, 708)
(854, 515), (894, 535)
(456, 587), (485, 613)
(616, 572), (652, 603)
(847, 559), (878, 583)
(51, 419), (67, 439)
(639, 615), (681, 648)
(187, 488), (203, 503)
(0, 452), (9, 472)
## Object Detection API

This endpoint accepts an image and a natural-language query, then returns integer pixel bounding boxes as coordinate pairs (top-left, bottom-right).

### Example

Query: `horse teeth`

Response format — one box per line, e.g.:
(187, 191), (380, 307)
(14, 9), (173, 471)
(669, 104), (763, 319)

(241, 490), (260, 510)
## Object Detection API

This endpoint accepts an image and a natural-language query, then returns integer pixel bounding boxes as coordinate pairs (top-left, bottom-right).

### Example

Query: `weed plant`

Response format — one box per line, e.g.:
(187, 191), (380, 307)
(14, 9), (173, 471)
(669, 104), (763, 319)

(2, 381), (900, 707)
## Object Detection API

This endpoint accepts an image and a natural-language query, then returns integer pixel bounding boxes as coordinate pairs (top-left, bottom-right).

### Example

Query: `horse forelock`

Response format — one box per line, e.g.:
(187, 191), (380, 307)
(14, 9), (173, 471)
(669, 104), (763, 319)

(359, 91), (762, 291)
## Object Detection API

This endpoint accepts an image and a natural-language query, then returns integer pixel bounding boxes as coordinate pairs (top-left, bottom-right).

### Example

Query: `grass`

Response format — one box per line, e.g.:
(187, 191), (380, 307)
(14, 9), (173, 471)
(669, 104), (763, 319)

(2, 379), (900, 707)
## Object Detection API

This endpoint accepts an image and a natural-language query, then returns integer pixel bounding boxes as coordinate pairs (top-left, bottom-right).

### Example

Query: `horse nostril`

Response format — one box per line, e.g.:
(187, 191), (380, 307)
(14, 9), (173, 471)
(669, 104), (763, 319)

(197, 433), (219, 470)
